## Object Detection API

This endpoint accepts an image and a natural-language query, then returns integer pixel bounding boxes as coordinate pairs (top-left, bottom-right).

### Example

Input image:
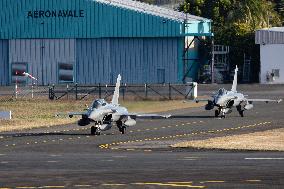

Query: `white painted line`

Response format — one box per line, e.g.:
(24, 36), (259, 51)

(101, 160), (114, 162)
(245, 158), (284, 160)
(178, 159), (197, 161)
(47, 161), (59, 163)
(112, 156), (127, 158)
(184, 157), (199, 159)
(1, 161), (9, 164)
(50, 154), (62, 157)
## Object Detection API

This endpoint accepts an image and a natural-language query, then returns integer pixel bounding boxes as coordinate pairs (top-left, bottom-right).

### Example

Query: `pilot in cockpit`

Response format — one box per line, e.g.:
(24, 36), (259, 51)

(91, 99), (107, 109)
(218, 88), (226, 95)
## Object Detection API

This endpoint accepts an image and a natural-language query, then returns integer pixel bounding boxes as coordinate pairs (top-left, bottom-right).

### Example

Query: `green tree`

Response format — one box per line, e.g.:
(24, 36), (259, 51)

(179, 0), (281, 82)
(273, 0), (284, 24)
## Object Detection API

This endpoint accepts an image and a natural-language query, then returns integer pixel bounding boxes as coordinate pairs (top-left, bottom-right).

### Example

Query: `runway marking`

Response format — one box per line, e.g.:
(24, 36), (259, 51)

(38, 186), (65, 188)
(0, 154), (6, 156)
(16, 187), (37, 189)
(200, 181), (225, 183)
(167, 182), (193, 184)
(102, 184), (126, 186)
(178, 159), (197, 161)
(99, 121), (273, 149)
(0, 187), (12, 189)
(1, 161), (9, 164)
(245, 180), (262, 182)
(3, 121), (272, 150)
(3, 121), (205, 147)
(47, 161), (59, 163)
(144, 149), (152, 152)
(74, 185), (92, 187)
(184, 157), (199, 160)
(101, 159), (114, 162)
(112, 156), (127, 158)
(49, 154), (62, 157)
(132, 182), (205, 188)
(245, 158), (284, 160)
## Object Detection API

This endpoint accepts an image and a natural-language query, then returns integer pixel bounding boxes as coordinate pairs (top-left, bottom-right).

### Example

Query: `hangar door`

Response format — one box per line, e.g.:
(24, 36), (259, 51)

(9, 39), (76, 85)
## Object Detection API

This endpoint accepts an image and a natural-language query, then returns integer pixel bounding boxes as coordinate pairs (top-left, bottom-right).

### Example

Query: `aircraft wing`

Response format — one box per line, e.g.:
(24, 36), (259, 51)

(55, 111), (88, 118)
(119, 113), (171, 119)
(246, 99), (282, 103)
(191, 98), (211, 103)
(134, 113), (171, 119)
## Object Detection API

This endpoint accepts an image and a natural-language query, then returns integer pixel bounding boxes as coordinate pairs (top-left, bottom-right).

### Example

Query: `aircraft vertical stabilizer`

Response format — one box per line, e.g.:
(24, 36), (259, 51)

(231, 65), (238, 92)
(111, 74), (121, 105)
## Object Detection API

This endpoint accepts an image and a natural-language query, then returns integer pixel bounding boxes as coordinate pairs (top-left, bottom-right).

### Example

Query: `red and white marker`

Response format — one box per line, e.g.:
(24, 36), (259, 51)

(23, 72), (37, 81)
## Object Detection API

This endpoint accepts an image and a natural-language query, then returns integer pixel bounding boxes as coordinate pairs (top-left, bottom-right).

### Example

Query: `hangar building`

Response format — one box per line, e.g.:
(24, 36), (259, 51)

(256, 27), (284, 84)
(0, 0), (212, 86)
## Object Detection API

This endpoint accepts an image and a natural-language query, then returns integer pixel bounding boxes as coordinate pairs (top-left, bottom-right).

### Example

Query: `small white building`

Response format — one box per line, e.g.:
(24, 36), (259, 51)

(255, 27), (284, 84)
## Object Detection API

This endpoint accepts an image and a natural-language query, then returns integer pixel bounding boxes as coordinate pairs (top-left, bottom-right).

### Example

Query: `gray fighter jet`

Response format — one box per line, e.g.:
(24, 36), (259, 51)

(195, 66), (282, 118)
(66, 74), (171, 135)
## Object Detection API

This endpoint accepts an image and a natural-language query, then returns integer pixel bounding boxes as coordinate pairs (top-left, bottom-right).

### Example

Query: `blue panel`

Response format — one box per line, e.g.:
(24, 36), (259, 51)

(76, 39), (111, 84)
(0, 0), (188, 39)
(0, 40), (8, 86)
(76, 38), (180, 84)
(9, 39), (76, 85)
(185, 21), (213, 36)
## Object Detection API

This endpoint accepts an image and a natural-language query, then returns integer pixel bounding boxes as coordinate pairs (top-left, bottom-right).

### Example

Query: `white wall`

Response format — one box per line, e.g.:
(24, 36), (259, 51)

(260, 44), (284, 84)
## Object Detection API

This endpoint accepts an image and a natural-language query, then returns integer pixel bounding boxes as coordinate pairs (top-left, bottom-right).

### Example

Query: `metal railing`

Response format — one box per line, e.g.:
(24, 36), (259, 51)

(0, 83), (196, 101)
(48, 83), (196, 101)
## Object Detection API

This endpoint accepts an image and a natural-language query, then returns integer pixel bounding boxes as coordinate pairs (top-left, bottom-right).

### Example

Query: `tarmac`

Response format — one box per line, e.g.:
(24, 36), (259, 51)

(0, 84), (284, 188)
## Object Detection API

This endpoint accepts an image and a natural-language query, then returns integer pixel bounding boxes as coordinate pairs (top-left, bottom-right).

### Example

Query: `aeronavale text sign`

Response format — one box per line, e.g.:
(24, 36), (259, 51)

(27, 10), (85, 19)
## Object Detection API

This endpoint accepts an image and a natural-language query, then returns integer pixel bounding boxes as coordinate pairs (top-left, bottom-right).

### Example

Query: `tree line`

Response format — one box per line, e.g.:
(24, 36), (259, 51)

(140, 0), (284, 82)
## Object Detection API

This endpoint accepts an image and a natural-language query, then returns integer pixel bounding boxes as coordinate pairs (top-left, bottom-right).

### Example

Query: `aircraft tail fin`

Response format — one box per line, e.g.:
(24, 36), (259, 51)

(231, 65), (238, 92)
(111, 74), (121, 105)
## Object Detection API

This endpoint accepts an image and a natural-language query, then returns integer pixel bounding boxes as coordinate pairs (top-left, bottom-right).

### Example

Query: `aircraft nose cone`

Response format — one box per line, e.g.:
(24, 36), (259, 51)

(216, 98), (225, 106)
(89, 111), (97, 120)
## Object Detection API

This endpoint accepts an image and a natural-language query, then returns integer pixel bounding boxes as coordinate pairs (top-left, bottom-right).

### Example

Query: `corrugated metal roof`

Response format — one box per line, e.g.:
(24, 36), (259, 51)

(258, 27), (284, 32)
(256, 27), (284, 45)
(95, 0), (210, 22)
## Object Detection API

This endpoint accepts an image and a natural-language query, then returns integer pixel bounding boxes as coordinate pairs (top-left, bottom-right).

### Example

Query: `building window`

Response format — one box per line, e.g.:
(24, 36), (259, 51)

(272, 69), (280, 78)
(58, 62), (74, 83)
(157, 69), (165, 84)
(11, 62), (28, 84)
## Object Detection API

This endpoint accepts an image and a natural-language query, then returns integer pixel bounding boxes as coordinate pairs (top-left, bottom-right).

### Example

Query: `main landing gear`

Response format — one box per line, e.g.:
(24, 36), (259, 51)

(116, 121), (126, 134)
(236, 105), (244, 117)
(215, 109), (226, 118)
(91, 126), (100, 135)
(215, 109), (220, 117)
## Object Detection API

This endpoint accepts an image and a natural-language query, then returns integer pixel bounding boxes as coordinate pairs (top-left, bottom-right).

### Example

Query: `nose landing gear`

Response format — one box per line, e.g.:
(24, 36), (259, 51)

(236, 105), (244, 117)
(215, 109), (220, 117)
(91, 126), (101, 135)
(116, 121), (127, 134)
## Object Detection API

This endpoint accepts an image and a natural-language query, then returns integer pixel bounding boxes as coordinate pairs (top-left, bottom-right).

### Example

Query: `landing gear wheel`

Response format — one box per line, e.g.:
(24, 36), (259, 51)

(215, 110), (220, 117)
(95, 131), (101, 135)
(91, 126), (97, 135)
(220, 113), (226, 119)
(239, 110), (244, 117)
(121, 126), (126, 134)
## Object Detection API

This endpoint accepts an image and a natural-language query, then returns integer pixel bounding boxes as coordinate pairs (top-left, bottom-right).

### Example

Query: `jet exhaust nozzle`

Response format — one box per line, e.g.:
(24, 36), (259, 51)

(124, 118), (136, 127)
(205, 101), (214, 110)
(244, 104), (253, 110)
(78, 118), (90, 126)
(224, 108), (232, 114)
(99, 124), (112, 131)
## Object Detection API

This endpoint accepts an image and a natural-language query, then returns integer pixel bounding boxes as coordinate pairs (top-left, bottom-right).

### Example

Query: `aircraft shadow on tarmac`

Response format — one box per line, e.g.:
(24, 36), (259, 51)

(3, 132), (115, 138)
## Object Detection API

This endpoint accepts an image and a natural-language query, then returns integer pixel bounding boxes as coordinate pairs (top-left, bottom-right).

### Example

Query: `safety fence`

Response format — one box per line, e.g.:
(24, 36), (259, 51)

(48, 83), (197, 101)
(0, 83), (197, 101)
